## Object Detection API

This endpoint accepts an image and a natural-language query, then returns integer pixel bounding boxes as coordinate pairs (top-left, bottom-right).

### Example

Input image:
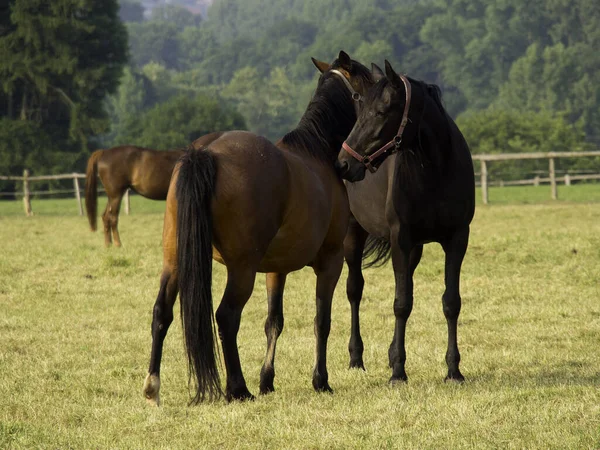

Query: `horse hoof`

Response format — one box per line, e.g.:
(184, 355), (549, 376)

(445, 372), (465, 384)
(227, 388), (255, 402)
(259, 368), (275, 395)
(259, 384), (275, 395)
(349, 359), (366, 371)
(389, 375), (408, 386)
(314, 383), (334, 394)
(143, 373), (160, 406)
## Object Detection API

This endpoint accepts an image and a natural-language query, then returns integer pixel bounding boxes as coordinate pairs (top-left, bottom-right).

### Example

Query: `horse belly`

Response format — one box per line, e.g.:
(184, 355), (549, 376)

(257, 223), (326, 273)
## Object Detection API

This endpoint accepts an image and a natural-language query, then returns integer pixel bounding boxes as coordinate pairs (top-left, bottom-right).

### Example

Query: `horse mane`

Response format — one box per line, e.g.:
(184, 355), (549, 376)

(281, 61), (372, 164)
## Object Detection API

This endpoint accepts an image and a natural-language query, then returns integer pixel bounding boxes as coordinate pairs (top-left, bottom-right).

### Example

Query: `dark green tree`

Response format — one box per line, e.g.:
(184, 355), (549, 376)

(116, 94), (246, 149)
(0, 0), (128, 159)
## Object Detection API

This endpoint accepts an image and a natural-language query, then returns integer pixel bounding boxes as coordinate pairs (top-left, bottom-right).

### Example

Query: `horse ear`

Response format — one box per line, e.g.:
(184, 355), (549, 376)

(338, 50), (352, 71)
(311, 57), (331, 74)
(384, 59), (402, 88)
(371, 63), (385, 81)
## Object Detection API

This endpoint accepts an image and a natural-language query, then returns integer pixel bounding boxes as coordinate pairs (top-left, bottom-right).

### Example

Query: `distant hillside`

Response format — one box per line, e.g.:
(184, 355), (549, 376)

(140, 0), (213, 18)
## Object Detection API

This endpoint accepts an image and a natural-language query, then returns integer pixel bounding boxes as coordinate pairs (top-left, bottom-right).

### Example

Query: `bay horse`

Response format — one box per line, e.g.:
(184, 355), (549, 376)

(336, 61), (475, 384)
(142, 51), (375, 405)
(85, 134), (223, 247)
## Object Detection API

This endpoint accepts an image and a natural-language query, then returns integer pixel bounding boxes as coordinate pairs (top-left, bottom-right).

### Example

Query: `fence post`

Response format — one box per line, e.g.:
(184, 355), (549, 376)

(564, 173), (571, 186)
(23, 169), (32, 216)
(73, 174), (83, 216)
(480, 159), (488, 205)
(124, 189), (130, 215)
(549, 158), (557, 200)
(534, 176), (540, 186)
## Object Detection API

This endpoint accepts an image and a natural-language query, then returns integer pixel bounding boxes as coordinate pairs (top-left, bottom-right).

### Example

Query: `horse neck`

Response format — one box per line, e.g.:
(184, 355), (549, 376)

(284, 82), (356, 165)
(416, 94), (452, 170)
(393, 95), (452, 195)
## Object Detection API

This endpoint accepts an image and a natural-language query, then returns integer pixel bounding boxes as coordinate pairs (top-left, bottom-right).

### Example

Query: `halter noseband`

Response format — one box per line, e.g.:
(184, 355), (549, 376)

(342, 74), (412, 173)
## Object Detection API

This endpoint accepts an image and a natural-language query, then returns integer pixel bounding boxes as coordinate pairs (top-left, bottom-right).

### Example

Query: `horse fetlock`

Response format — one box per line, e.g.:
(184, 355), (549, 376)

(259, 367), (276, 395)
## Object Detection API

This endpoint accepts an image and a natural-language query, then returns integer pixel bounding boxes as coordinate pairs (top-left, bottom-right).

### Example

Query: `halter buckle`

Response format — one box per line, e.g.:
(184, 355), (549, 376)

(393, 135), (403, 148)
(352, 92), (361, 102)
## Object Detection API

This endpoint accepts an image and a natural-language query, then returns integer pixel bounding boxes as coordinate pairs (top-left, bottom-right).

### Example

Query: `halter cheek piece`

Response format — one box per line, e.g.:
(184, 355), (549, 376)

(342, 75), (412, 173)
(330, 69), (362, 111)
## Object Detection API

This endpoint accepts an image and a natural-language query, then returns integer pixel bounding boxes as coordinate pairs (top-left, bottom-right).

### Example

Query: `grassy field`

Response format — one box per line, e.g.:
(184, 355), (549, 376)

(1, 186), (599, 448)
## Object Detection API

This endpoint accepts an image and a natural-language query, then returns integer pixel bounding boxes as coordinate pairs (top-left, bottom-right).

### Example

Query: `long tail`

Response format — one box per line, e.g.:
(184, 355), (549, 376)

(85, 150), (104, 231)
(176, 148), (221, 403)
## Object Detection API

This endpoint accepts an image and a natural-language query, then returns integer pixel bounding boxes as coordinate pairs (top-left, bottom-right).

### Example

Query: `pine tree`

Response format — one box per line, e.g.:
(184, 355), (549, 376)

(0, 0), (128, 156)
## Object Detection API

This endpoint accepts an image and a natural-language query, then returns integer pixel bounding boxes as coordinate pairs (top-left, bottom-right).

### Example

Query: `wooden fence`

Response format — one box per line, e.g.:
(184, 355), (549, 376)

(1, 151), (600, 214)
(0, 170), (130, 216)
(472, 151), (600, 204)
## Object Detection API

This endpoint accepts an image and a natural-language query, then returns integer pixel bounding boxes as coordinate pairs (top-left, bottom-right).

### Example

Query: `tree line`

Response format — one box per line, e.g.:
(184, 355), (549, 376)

(1, 0), (599, 192)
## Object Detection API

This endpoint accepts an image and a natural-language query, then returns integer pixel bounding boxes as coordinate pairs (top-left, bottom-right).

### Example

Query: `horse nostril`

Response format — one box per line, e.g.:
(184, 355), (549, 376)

(334, 160), (348, 175)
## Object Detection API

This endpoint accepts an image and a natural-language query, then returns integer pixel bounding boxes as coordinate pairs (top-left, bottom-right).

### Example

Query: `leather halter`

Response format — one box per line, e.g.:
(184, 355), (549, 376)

(342, 74), (412, 173)
(330, 69), (362, 109)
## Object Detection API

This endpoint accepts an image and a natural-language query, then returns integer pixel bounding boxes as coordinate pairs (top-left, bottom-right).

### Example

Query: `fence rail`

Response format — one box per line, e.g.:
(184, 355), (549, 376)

(472, 151), (600, 204)
(0, 170), (130, 216)
(2, 150), (600, 214)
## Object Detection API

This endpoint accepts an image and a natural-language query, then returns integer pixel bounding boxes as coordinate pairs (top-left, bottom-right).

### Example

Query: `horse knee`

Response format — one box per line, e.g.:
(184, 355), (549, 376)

(216, 303), (242, 338)
(346, 271), (364, 304)
(442, 293), (461, 320)
(393, 297), (413, 320)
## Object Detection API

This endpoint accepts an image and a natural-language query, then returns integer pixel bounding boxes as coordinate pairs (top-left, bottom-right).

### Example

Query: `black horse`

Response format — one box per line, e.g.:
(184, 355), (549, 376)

(335, 61), (475, 383)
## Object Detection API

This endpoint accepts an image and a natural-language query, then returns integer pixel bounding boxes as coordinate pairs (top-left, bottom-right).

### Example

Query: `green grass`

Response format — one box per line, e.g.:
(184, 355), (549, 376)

(1, 192), (599, 448)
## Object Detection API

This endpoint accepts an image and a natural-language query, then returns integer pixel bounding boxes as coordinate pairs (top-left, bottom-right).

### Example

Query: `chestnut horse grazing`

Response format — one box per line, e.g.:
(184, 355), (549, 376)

(336, 61), (475, 384)
(85, 135), (223, 246)
(143, 52), (374, 405)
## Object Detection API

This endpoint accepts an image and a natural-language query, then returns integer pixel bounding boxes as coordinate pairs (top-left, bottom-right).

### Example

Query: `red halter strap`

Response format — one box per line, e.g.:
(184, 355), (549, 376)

(342, 74), (412, 173)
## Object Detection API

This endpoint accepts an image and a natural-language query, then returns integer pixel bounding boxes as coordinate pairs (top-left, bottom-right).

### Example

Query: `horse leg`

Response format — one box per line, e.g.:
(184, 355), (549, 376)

(259, 272), (287, 395)
(312, 247), (344, 393)
(388, 240), (423, 383)
(143, 269), (178, 406)
(107, 195), (124, 247)
(101, 201), (112, 247)
(343, 216), (368, 369)
(441, 226), (469, 382)
(216, 267), (257, 402)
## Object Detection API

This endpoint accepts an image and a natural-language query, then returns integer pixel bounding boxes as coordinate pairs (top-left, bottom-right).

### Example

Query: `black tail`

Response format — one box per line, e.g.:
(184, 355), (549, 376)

(362, 235), (391, 269)
(176, 148), (222, 403)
